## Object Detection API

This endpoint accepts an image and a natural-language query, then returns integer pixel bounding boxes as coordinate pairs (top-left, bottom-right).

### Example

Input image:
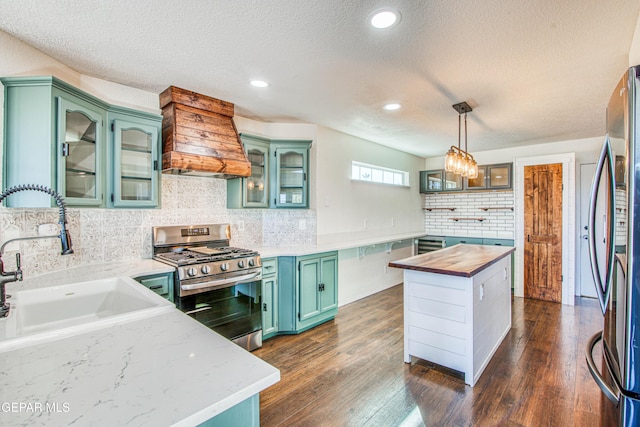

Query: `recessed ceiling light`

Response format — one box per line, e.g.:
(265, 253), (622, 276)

(369, 9), (401, 29)
(249, 80), (269, 88)
(383, 103), (402, 111)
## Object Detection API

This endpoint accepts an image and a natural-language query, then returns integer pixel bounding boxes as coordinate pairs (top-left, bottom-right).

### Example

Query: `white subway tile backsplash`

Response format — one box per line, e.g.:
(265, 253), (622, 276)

(424, 191), (515, 239)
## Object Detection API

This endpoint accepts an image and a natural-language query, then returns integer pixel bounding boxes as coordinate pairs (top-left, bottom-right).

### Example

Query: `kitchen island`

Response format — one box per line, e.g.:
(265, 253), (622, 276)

(0, 261), (280, 426)
(389, 244), (515, 386)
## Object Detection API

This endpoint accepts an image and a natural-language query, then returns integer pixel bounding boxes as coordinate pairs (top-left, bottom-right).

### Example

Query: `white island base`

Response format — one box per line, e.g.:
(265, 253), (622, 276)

(395, 247), (512, 387)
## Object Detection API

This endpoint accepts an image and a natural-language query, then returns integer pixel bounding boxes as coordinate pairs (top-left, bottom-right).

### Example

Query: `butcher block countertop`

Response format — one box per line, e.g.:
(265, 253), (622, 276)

(389, 244), (515, 277)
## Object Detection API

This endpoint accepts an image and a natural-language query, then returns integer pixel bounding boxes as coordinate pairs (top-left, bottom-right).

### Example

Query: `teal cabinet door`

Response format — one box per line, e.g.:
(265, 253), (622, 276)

(271, 140), (311, 208)
(197, 395), (259, 427)
(261, 275), (278, 339)
(275, 251), (338, 334)
(57, 96), (105, 207)
(261, 258), (279, 339)
(134, 272), (174, 303)
(109, 113), (161, 208)
(227, 134), (270, 208)
(319, 254), (338, 313)
(299, 258), (321, 321)
(296, 251), (338, 331)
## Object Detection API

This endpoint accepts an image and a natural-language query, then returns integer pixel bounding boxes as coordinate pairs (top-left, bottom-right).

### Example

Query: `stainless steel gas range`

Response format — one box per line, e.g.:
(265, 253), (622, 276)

(152, 224), (263, 351)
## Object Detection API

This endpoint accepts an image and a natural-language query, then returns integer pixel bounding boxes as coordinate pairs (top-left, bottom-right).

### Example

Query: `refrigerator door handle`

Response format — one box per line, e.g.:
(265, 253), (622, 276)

(586, 331), (620, 404)
(588, 135), (616, 314)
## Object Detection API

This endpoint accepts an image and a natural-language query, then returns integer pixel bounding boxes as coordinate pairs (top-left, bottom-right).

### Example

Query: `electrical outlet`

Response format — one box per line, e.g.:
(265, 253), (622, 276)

(38, 223), (59, 236)
(299, 219), (306, 230)
(237, 221), (245, 232)
(363, 218), (368, 229)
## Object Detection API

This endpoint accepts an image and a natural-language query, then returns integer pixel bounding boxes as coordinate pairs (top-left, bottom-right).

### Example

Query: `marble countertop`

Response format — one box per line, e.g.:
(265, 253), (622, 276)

(388, 243), (515, 277)
(255, 230), (426, 258)
(0, 260), (280, 426)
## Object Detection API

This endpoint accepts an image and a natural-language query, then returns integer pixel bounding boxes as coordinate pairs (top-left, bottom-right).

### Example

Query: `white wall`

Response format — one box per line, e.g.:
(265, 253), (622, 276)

(314, 126), (425, 244)
(630, 11), (640, 66)
(424, 137), (603, 170)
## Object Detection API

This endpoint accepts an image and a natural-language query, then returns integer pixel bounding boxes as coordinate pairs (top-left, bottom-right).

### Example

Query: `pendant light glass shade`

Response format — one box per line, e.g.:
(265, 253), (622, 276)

(443, 102), (477, 178)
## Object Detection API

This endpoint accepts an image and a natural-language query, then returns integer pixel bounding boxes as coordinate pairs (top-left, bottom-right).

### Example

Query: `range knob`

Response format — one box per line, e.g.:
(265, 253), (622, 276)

(187, 267), (197, 277)
(238, 260), (246, 268)
(220, 262), (229, 272)
(201, 265), (211, 274)
(248, 259), (255, 267)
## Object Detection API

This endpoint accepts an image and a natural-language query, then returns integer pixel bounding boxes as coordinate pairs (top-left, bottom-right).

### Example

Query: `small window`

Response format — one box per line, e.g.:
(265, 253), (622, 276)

(351, 161), (409, 187)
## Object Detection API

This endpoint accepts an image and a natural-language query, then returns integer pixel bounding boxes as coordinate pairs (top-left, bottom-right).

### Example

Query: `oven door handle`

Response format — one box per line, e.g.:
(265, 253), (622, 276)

(184, 306), (213, 315)
(180, 271), (261, 291)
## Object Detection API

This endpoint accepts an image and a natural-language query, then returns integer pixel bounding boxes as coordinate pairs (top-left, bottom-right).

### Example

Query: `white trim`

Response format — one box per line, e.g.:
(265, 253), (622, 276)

(514, 153), (576, 305)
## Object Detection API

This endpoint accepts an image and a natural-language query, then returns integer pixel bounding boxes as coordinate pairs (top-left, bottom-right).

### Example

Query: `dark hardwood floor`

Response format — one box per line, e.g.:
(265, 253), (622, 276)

(254, 284), (606, 427)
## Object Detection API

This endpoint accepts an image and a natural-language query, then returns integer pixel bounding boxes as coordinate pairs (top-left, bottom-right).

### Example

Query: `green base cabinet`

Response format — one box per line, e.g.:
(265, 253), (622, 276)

(261, 258), (279, 340)
(134, 272), (174, 303)
(197, 395), (259, 427)
(277, 251), (338, 334)
(1, 76), (161, 208)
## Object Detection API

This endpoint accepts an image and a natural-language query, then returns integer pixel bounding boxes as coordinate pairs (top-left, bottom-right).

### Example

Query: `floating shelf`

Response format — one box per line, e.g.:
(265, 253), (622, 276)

(451, 217), (486, 222)
(478, 207), (514, 211)
(424, 207), (456, 212)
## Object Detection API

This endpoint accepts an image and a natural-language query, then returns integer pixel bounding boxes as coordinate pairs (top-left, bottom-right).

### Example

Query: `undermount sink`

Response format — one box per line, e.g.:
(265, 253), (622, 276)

(0, 276), (174, 352)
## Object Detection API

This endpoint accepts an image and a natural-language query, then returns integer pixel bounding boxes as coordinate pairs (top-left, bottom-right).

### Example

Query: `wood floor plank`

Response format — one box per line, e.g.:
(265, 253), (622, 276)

(254, 284), (608, 426)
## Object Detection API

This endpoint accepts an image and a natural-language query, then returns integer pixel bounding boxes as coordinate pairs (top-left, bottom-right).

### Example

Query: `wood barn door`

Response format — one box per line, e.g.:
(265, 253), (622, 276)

(524, 163), (563, 302)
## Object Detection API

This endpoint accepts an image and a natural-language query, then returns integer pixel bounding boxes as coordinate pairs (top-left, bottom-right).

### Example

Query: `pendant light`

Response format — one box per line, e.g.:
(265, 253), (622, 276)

(444, 102), (478, 179)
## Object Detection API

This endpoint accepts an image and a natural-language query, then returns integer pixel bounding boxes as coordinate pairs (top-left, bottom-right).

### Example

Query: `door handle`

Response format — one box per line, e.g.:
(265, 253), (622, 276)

(585, 331), (620, 404)
(588, 134), (616, 314)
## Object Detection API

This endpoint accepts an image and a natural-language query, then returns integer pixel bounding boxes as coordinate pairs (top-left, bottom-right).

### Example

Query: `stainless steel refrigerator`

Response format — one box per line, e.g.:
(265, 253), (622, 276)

(586, 65), (640, 426)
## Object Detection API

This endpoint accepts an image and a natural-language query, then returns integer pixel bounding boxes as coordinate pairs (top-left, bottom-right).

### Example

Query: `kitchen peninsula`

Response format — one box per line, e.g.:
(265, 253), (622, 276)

(389, 244), (515, 386)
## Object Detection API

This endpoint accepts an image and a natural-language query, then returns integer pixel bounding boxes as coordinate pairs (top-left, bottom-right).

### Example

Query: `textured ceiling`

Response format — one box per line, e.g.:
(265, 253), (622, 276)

(0, 0), (638, 158)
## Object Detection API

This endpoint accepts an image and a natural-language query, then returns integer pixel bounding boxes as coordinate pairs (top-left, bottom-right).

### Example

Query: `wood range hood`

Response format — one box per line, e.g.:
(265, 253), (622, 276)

(159, 86), (251, 178)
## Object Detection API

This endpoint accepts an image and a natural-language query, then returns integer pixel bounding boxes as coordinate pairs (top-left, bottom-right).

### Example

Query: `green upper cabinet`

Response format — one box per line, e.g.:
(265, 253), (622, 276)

(419, 163), (512, 194)
(419, 170), (462, 193)
(227, 136), (311, 209)
(109, 111), (161, 208)
(227, 134), (270, 208)
(271, 140), (310, 208)
(1, 76), (161, 208)
(464, 163), (512, 191)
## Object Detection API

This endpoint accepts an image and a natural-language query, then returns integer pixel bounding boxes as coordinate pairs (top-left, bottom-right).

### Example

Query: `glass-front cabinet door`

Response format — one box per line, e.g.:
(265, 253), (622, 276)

(419, 170), (443, 193)
(243, 138), (269, 208)
(57, 97), (104, 206)
(487, 163), (512, 189)
(443, 171), (463, 191)
(111, 118), (159, 207)
(272, 144), (310, 208)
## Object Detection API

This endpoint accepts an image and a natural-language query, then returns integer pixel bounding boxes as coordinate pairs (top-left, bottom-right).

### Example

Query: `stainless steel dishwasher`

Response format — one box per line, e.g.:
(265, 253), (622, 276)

(414, 236), (446, 254)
